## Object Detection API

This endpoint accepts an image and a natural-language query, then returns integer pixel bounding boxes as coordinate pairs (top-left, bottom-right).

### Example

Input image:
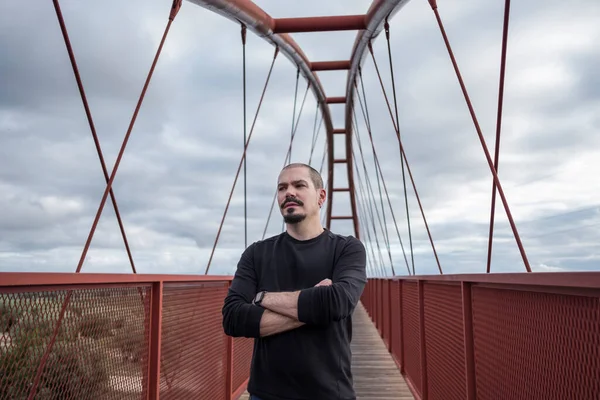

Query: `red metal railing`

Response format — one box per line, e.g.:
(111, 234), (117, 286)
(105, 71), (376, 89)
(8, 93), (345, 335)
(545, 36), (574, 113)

(3, 271), (600, 399)
(0, 273), (252, 400)
(361, 273), (600, 400)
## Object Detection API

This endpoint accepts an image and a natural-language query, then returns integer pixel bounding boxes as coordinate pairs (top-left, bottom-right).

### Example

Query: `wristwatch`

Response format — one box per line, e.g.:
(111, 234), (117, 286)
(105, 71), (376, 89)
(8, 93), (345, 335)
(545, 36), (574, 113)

(253, 291), (267, 306)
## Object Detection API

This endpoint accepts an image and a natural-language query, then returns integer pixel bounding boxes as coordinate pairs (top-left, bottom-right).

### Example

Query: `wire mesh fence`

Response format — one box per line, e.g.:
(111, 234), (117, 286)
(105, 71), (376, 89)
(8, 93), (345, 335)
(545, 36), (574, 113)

(0, 275), (253, 400)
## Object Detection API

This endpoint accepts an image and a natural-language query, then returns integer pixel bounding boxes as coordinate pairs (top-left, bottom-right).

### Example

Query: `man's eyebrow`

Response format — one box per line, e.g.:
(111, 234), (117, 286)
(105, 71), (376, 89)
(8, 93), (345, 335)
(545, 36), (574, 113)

(277, 180), (308, 186)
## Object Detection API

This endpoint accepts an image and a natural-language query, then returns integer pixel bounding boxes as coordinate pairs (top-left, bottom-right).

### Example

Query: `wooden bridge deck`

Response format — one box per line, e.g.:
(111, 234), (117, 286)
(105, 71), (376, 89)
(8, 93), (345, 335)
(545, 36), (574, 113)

(239, 302), (413, 399)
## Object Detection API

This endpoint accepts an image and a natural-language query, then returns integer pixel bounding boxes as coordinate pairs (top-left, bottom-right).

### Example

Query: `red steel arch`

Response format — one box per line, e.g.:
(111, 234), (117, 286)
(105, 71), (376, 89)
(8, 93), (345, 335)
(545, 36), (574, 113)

(188, 0), (408, 239)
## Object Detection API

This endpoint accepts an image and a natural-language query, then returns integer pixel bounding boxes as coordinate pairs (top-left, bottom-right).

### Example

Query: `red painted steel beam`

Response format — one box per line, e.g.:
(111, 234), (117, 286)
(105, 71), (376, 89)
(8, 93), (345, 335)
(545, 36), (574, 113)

(326, 97), (346, 103)
(461, 282), (476, 400)
(385, 272), (600, 289)
(311, 60), (351, 71)
(333, 159), (347, 164)
(148, 282), (164, 400)
(273, 15), (366, 33)
(331, 216), (354, 220)
(31, 273), (549, 291)
(333, 129), (346, 134)
(0, 272), (233, 287)
(333, 188), (350, 192)
(343, 0), (411, 240)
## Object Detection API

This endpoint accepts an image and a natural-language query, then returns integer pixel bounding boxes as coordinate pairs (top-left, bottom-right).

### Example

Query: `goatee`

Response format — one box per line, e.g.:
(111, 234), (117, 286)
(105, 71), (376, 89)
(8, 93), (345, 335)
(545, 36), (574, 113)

(283, 213), (306, 224)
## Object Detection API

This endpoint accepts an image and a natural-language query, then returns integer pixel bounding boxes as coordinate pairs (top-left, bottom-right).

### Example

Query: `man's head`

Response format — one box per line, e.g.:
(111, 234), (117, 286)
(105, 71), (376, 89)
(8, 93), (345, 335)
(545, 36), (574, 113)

(277, 163), (326, 225)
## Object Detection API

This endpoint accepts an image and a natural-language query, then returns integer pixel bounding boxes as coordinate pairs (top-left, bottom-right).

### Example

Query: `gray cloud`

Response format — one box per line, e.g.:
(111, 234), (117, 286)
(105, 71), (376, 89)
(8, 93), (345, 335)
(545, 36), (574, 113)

(1, 0), (599, 277)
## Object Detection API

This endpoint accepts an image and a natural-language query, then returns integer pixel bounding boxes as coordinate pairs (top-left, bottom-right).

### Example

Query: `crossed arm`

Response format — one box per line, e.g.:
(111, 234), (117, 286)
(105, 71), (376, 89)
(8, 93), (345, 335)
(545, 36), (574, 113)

(256, 279), (330, 337)
(222, 239), (366, 338)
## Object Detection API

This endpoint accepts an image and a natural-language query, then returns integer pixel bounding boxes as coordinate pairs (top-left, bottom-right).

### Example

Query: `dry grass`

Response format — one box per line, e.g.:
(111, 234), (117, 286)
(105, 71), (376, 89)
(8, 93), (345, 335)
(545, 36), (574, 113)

(0, 288), (150, 399)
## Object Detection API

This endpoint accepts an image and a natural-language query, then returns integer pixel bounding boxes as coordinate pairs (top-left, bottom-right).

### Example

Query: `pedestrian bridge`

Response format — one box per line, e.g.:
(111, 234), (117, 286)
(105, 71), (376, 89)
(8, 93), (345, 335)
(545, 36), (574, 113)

(2, 0), (599, 398)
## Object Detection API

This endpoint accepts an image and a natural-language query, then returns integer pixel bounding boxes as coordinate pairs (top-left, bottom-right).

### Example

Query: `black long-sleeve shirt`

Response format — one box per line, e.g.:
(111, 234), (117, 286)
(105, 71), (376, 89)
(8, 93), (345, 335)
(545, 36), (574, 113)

(222, 229), (367, 400)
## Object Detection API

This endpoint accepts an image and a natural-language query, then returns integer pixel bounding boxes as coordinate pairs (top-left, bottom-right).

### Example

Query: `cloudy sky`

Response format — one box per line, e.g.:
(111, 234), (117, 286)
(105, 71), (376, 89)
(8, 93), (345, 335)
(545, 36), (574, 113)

(1, 0), (598, 277)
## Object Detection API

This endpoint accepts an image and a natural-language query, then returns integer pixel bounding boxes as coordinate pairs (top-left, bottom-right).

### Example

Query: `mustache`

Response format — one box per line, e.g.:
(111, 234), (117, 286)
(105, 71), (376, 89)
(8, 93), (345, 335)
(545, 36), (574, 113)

(281, 196), (304, 208)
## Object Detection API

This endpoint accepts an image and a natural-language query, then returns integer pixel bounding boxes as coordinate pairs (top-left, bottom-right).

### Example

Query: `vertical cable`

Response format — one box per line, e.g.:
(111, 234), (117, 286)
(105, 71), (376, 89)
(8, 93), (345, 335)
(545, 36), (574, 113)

(368, 41), (443, 275)
(205, 46), (280, 274)
(261, 82), (311, 239)
(282, 68), (301, 232)
(352, 112), (395, 275)
(241, 24), (248, 248)
(383, 24), (415, 274)
(355, 76), (410, 275)
(290, 68), (300, 162)
(308, 103), (324, 165)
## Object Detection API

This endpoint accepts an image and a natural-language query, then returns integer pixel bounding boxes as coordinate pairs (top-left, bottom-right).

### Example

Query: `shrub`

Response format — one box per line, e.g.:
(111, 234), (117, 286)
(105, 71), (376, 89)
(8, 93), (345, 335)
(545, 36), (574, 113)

(115, 319), (146, 363)
(0, 306), (110, 399)
(1, 303), (19, 333)
(78, 314), (112, 339)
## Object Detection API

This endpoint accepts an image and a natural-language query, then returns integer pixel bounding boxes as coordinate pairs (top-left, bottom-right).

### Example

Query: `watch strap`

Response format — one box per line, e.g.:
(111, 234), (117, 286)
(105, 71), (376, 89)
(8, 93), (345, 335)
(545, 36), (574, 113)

(253, 291), (266, 306)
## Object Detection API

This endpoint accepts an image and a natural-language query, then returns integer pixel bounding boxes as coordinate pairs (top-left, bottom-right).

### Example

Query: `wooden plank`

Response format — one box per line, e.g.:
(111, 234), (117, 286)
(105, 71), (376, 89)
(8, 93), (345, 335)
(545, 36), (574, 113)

(238, 391), (250, 400)
(237, 302), (414, 399)
(351, 302), (414, 399)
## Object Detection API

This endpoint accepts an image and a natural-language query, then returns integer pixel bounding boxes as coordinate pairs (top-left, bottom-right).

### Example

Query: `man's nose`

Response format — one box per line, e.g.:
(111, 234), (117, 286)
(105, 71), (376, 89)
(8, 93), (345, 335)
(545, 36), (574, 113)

(285, 187), (296, 198)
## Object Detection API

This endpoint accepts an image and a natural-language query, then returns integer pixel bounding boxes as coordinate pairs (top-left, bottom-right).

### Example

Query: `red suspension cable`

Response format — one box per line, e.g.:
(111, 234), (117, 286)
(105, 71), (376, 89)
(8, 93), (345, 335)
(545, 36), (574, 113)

(75, 0), (182, 274)
(486, 0), (511, 273)
(368, 44), (443, 275)
(26, 3), (183, 399)
(427, 0), (531, 272)
(52, 0), (137, 274)
(205, 46), (280, 274)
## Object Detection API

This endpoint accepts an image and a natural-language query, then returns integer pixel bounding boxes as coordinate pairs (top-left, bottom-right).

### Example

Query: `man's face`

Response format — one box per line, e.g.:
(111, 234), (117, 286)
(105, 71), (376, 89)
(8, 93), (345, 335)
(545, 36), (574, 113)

(277, 166), (325, 225)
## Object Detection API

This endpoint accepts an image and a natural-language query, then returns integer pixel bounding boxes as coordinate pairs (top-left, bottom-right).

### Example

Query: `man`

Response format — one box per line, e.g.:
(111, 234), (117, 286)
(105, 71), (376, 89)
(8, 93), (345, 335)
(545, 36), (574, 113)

(222, 163), (367, 400)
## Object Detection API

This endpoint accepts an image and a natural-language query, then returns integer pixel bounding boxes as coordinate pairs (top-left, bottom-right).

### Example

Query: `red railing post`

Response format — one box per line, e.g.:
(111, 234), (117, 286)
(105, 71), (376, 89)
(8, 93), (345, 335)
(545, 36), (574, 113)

(225, 281), (234, 400)
(225, 337), (233, 399)
(398, 280), (405, 374)
(387, 279), (393, 352)
(461, 282), (476, 399)
(148, 282), (164, 400)
(372, 279), (377, 324)
(377, 279), (382, 334)
(369, 280), (372, 313)
(418, 280), (428, 399)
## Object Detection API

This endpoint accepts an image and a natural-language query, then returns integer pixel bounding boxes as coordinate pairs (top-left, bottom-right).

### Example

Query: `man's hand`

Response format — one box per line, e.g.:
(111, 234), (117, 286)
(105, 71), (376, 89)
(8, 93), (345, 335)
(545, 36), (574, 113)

(315, 279), (332, 287)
